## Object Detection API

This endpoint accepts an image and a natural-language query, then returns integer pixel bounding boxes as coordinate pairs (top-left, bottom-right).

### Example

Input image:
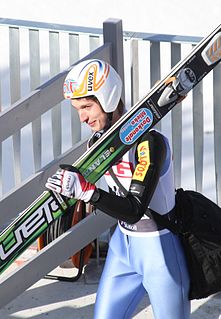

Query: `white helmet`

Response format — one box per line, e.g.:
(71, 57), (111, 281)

(63, 59), (122, 113)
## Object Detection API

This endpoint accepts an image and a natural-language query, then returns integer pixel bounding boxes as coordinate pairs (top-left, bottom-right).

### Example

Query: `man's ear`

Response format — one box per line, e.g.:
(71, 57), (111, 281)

(112, 108), (121, 124)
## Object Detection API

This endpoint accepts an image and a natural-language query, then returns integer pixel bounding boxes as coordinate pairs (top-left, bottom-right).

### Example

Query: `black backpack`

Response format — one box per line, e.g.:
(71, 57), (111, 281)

(150, 188), (221, 300)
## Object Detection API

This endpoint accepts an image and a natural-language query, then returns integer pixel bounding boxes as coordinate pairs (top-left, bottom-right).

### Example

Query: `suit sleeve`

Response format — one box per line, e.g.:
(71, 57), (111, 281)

(90, 130), (167, 223)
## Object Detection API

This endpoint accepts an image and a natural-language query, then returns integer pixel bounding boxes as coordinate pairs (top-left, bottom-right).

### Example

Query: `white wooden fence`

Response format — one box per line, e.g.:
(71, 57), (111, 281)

(0, 18), (220, 204)
(0, 17), (221, 307)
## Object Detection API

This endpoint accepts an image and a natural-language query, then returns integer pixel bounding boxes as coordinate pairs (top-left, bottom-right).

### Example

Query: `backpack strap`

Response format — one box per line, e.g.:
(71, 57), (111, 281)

(108, 168), (128, 197)
(146, 201), (180, 234)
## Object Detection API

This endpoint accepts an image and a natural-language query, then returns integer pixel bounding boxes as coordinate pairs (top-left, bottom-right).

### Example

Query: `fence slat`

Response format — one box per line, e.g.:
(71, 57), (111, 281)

(213, 64), (221, 204)
(130, 39), (139, 105)
(9, 27), (21, 185)
(171, 43), (182, 188)
(68, 33), (81, 145)
(49, 31), (62, 158)
(150, 41), (161, 131)
(192, 81), (204, 192)
(29, 29), (41, 171)
(89, 34), (100, 52)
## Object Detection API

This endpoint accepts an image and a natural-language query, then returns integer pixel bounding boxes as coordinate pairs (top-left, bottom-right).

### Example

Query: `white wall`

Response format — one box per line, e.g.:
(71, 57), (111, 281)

(0, 0), (220, 37)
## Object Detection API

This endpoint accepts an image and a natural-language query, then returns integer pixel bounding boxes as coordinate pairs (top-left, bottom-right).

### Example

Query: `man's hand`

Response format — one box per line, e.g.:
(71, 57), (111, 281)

(45, 164), (96, 202)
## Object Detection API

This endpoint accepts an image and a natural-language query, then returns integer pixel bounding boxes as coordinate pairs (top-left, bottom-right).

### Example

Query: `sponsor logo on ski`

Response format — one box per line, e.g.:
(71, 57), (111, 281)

(146, 99), (161, 119)
(0, 197), (59, 261)
(202, 32), (221, 65)
(83, 148), (114, 178)
(119, 108), (153, 145)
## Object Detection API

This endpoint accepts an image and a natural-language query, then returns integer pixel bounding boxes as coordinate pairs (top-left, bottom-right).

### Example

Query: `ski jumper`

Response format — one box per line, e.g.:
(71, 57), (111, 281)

(90, 129), (190, 319)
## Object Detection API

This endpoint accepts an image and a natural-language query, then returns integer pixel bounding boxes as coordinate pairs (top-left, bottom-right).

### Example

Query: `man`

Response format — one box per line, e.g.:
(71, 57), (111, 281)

(46, 59), (190, 319)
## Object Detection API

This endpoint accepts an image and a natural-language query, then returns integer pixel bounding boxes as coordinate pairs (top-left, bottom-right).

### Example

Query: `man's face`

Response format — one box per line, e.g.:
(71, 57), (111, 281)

(71, 98), (108, 132)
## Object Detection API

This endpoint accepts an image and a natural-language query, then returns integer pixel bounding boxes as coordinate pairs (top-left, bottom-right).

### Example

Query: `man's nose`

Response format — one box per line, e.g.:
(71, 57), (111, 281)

(79, 109), (88, 123)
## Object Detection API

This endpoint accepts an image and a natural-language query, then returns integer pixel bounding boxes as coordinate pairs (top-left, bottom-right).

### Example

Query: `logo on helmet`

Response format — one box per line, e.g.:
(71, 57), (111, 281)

(63, 79), (78, 98)
(63, 60), (117, 108)
(83, 62), (110, 94)
(87, 71), (94, 91)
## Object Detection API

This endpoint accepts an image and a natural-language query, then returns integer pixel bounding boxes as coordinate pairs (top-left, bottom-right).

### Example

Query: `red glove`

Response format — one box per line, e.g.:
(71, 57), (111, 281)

(45, 165), (96, 202)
